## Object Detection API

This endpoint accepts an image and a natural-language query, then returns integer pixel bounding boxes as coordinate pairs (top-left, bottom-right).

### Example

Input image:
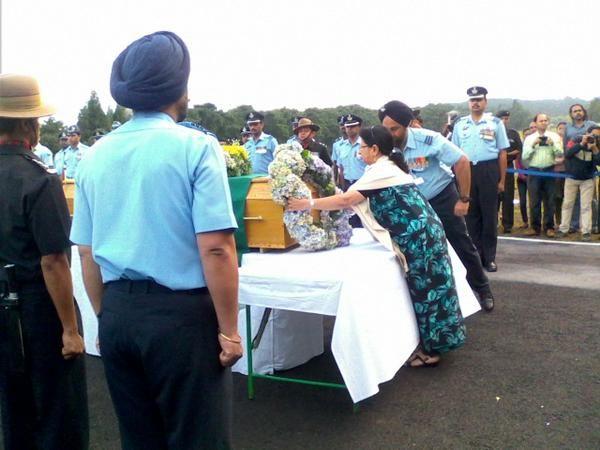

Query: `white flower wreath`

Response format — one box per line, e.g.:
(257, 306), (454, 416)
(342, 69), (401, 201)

(269, 143), (352, 251)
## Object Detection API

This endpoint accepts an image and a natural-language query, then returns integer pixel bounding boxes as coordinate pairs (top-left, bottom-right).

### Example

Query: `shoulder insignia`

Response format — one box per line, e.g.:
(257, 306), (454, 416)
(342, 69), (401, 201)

(24, 154), (57, 174)
(424, 135), (433, 145)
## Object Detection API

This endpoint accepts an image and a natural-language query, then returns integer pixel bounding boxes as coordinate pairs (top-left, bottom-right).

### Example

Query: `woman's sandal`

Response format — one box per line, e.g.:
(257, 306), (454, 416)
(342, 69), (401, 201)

(405, 350), (440, 368)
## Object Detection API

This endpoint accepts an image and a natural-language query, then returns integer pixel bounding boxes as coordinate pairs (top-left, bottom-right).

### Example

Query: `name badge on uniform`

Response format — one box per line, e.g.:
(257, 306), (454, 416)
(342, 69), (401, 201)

(256, 147), (267, 154)
(413, 176), (425, 185)
(480, 128), (496, 141)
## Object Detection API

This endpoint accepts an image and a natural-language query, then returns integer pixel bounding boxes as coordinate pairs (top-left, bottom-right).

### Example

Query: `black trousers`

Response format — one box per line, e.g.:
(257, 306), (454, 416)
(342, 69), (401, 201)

(527, 167), (556, 232)
(0, 286), (89, 450)
(429, 183), (491, 296)
(497, 170), (515, 231)
(467, 159), (500, 266)
(99, 280), (232, 450)
(517, 178), (529, 224)
(343, 178), (363, 228)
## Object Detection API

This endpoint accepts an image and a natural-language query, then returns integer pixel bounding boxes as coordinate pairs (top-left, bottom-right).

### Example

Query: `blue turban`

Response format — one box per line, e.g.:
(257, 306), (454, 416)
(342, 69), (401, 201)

(110, 31), (190, 111)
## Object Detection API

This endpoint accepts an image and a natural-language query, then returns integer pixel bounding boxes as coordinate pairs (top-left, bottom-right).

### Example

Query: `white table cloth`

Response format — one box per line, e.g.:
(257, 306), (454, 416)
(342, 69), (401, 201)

(234, 229), (480, 403)
(71, 247), (100, 357)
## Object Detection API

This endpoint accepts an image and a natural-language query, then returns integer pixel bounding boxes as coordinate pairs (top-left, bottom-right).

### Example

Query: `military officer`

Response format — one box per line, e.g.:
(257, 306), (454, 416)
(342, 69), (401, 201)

(331, 115), (348, 187)
(58, 131), (69, 150)
(240, 125), (252, 145)
(332, 113), (366, 190)
(380, 100), (495, 311)
(293, 117), (332, 166)
(70, 31), (241, 449)
(286, 115), (304, 144)
(0, 73), (88, 450)
(54, 124), (89, 179)
(244, 111), (278, 174)
(452, 87), (509, 272)
(33, 141), (54, 167)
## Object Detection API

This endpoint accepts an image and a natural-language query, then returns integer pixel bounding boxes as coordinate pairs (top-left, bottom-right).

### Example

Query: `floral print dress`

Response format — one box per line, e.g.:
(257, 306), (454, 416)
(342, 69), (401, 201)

(360, 183), (466, 354)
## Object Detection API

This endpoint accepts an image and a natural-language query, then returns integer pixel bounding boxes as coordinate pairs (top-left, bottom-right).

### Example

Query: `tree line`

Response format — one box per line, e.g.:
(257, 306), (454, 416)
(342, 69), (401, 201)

(40, 92), (600, 152)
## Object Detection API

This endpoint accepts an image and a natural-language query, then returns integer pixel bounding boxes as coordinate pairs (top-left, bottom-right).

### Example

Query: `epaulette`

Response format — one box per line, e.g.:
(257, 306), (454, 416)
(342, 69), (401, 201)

(413, 128), (436, 145)
(334, 136), (343, 142)
(23, 154), (57, 174)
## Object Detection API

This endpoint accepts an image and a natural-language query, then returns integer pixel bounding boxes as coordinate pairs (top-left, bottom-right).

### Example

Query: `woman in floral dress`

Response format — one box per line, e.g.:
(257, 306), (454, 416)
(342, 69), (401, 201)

(288, 126), (466, 366)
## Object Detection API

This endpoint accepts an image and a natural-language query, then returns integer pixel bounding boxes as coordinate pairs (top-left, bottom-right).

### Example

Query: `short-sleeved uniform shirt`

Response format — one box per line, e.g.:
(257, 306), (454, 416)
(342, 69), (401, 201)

(403, 128), (465, 200)
(54, 143), (89, 179)
(0, 144), (71, 283)
(70, 112), (237, 290)
(33, 143), (55, 168)
(244, 132), (278, 174)
(452, 114), (509, 163)
(332, 137), (366, 181)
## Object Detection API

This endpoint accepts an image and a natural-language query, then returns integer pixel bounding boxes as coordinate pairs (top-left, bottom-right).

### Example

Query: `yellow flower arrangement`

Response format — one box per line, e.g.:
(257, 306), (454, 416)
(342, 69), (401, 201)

(222, 145), (252, 177)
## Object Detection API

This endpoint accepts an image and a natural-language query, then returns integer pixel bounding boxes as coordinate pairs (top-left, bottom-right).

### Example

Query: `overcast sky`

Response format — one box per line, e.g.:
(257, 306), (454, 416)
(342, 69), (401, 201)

(2, 0), (598, 124)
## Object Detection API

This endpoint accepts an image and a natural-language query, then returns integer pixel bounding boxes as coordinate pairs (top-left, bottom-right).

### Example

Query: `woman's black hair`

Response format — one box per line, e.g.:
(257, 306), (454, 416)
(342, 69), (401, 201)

(359, 125), (409, 172)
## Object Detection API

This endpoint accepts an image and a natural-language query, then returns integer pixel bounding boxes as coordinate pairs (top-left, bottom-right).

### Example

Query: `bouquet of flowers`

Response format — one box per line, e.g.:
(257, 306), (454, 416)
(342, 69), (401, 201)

(269, 143), (352, 251)
(222, 145), (252, 177)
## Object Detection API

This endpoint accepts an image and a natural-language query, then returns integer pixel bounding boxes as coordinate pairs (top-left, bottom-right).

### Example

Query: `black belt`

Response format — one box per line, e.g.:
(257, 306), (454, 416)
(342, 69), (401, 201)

(469, 159), (497, 166)
(344, 178), (358, 184)
(528, 166), (554, 171)
(105, 279), (208, 295)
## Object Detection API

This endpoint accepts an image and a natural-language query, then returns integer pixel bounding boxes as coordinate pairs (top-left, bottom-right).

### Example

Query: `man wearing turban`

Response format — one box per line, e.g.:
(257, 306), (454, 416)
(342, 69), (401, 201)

(70, 31), (242, 449)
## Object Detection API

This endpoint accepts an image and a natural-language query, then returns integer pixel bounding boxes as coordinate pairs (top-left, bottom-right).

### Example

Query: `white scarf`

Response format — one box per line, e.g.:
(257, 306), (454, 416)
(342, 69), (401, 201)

(348, 156), (414, 273)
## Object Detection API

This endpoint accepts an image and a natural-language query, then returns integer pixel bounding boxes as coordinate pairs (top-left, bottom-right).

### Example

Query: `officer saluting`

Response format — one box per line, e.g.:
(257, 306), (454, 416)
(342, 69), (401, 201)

(380, 100), (495, 311)
(70, 31), (241, 448)
(0, 74), (88, 449)
(244, 111), (278, 174)
(452, 87), (509, 272)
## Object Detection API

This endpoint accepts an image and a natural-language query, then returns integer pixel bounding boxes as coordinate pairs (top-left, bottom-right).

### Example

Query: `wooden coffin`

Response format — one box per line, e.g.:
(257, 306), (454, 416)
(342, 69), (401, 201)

(63, 180), (75, 215)
(62, 176), (320, 250)
(245, 177), (319, 250)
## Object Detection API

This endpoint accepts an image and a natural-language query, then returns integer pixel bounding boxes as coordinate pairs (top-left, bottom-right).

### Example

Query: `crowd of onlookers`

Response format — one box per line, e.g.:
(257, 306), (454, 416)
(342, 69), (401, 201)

(493, 104), (599, 241)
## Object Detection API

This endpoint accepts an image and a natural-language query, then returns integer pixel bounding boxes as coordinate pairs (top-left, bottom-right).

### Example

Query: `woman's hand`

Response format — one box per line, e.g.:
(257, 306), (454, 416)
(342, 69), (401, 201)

(287, 197), (311, 211)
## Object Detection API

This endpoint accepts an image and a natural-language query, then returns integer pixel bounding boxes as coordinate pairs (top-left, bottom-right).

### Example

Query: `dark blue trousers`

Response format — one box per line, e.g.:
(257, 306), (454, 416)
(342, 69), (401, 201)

(527, 167), (556, 232)
(429, 183), (491, 296)
(466, 160), (500, 266)
(99, 281), (232, 450)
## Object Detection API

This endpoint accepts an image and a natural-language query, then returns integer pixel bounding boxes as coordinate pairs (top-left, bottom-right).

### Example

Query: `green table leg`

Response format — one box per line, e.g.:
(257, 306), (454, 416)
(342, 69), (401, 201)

(245, 305), (255, 400)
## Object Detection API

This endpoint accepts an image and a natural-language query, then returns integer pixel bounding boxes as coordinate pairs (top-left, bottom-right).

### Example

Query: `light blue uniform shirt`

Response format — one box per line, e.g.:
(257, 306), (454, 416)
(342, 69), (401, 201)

(332, 137), (366, 181)
(451, 114), (509, 163)
(331, 137), (345, 162)
(70, 112), (237, 290)
(33, 144), (54, 168)
(404, 128), (465, 200)
(54, 143), (89, 178)
(286, 135), (298, 144)
(244, 132), (278, 174)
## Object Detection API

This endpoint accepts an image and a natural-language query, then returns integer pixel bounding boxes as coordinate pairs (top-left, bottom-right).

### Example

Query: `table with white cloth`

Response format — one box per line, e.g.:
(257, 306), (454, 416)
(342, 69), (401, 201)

(71, 247), (100, 357)
(234, 229), (481, 404)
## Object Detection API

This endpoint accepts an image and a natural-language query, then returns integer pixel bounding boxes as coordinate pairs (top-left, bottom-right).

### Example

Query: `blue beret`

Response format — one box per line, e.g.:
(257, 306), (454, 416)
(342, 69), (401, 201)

(110, 31), (190, 111)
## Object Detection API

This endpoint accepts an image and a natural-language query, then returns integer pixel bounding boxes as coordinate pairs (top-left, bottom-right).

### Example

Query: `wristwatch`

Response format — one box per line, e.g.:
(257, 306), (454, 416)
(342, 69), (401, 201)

(459, 196), (471, 203)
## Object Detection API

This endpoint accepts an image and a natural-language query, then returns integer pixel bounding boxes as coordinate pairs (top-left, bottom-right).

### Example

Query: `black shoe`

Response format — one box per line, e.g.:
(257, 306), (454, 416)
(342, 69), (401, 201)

(485, 262), (498, 272)
(503, 228), (512, 234)
(480, 294), (494, 312)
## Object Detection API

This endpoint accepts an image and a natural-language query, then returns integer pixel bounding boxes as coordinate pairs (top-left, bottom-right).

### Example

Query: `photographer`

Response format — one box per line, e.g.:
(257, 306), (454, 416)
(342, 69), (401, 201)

(556, 125), (600, 241)
(522, 113), (563, 237)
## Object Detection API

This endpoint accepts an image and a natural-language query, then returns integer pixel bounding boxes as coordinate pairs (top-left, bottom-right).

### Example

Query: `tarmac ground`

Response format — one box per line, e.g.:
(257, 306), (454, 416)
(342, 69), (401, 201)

(2, 237), (599, 449)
